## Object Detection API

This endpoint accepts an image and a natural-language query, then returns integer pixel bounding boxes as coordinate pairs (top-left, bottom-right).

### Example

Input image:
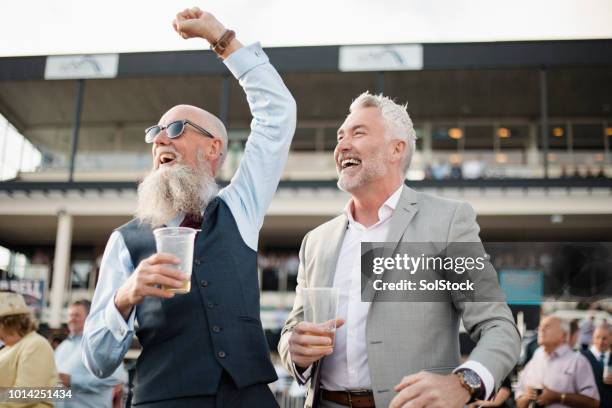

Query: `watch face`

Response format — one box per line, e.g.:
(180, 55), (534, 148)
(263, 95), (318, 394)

(463, 370), (482, 389)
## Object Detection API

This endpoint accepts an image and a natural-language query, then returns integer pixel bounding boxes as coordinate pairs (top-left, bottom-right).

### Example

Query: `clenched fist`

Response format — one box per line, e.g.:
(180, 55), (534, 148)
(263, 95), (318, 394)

(114, 253), (188, 319)
(172, 7), (226, 44)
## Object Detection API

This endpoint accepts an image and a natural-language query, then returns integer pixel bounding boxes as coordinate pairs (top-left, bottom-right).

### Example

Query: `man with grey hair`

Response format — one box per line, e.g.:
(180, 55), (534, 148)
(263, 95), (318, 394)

(83, 6), (295, 407)
(516, 315), (599, 408)
(279, 92), (520, 407)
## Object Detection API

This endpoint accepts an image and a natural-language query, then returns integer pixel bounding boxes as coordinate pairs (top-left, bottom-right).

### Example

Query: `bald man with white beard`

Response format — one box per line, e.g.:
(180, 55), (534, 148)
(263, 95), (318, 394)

(82, 7), (296, 407)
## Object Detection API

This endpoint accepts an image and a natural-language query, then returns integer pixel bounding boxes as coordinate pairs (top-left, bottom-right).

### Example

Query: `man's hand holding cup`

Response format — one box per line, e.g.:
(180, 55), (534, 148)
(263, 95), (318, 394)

(289, 318), (345, 368)
(114, 253), (188, 320)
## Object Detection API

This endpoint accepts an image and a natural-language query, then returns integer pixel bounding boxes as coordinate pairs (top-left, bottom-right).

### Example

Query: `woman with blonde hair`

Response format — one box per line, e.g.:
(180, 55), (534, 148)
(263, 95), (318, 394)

(0, 292), (58, 407)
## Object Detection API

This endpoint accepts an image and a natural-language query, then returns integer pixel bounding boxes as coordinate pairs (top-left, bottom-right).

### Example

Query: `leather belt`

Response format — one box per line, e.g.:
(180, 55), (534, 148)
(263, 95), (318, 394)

(321, 389), (375, 408)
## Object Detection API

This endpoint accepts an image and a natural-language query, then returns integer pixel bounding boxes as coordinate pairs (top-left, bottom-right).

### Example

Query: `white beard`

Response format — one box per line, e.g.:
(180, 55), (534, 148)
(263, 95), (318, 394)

(136, 161), (219, 227)
(337, 149), (388, 192)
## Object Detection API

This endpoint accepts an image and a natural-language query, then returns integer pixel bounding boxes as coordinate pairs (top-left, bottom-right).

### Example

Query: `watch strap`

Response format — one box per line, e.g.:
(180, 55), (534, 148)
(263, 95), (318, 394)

(210, 29), (236, 56)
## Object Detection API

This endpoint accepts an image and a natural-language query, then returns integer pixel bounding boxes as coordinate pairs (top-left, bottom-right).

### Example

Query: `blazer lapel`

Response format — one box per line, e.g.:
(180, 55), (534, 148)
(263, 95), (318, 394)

(384, 186), (419, 254)
(315, 214), (348, 288)
(362, 187), (420, 301)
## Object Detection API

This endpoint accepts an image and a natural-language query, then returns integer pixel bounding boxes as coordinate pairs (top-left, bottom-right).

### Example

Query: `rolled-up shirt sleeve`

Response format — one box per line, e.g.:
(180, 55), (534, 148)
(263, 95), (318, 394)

(219, 42), (297, 251)
(82, 231), (135, 378)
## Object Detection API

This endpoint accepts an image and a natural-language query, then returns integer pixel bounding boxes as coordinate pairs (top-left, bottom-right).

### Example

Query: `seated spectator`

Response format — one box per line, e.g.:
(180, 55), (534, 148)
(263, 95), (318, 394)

(581, 324), (612, 407)
(0, 292), (57, 408)
(515, 315), (599, 408)
(596, 166), (606, 179)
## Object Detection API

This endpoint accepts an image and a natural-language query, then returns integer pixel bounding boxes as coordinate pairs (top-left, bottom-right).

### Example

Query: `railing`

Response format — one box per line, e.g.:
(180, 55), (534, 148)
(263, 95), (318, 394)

(1, 178), (611, 193)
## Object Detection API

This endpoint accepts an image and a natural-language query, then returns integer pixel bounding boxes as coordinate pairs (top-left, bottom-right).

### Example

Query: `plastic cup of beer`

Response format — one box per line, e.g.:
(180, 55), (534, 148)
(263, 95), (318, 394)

(153, 227), (198, 294)
(301, 287), (340, 349)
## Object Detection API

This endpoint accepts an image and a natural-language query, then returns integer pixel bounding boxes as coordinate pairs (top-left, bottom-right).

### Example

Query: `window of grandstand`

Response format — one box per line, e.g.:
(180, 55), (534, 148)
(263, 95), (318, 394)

(432, 124), (462, 150)
(498, 125), (530, 150)
(464, 125), (494, 149)
(290, 127), (318, 151)
(545, 124), (569, 150)
(573, 123), (606, 150)
(0, 114), (42, 180)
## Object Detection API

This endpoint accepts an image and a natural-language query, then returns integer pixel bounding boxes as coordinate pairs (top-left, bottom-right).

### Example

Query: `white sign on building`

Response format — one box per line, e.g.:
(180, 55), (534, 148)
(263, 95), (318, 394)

(44, 54), (119, 80)
(339, 44), (423, 72)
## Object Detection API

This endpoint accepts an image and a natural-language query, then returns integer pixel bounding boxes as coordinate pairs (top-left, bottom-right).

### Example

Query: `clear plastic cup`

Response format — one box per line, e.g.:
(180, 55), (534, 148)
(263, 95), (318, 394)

(301, 287), (340, 348)
(153, 227), (198, 294)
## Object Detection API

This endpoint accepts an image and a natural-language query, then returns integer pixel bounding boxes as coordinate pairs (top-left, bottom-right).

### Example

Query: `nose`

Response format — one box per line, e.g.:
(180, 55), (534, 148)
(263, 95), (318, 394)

(153, 127), (171, 146)
(336, 136), (353, 154)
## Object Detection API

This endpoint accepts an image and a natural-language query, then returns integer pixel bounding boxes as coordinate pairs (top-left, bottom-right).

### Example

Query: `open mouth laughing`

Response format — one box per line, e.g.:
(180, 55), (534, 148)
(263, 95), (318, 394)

(156, 150), (178, 167)
(339, 156), (362, 172)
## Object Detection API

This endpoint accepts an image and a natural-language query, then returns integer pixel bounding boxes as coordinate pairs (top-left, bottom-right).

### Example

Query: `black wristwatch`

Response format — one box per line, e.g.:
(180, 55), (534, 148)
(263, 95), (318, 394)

(454, 368), (485, 403)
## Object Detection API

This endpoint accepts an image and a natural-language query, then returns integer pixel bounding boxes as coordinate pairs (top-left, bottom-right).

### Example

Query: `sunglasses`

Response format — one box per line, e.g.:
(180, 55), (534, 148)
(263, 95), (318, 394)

(145, 119), (215, 143)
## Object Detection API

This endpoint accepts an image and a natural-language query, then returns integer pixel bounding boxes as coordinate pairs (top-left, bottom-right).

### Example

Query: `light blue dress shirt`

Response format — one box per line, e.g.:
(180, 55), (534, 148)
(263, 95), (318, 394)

(55, 334), (127, 408)
(82, 42), (296, 379)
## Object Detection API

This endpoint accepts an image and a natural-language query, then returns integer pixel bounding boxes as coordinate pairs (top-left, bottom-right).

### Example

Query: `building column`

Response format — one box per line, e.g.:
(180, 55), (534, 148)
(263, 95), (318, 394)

(539, 68), (549, 179)
(526, 123), (539, 167)
(49, 210), (73, 328)
(68, 79), (85, 182)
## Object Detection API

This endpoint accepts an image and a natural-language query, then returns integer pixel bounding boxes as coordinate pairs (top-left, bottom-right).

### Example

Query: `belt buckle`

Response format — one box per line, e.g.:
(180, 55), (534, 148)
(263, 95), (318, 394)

(347, 389), (370, 407)
(352, 389), (370, 396)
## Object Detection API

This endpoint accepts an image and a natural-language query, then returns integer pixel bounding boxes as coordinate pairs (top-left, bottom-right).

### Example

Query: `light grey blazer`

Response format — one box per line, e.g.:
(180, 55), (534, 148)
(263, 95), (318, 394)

(278, 186), (521, 408)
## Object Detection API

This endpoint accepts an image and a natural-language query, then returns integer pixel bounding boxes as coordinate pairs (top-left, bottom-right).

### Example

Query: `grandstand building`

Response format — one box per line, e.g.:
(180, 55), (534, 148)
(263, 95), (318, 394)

(0, 39), (611, 328)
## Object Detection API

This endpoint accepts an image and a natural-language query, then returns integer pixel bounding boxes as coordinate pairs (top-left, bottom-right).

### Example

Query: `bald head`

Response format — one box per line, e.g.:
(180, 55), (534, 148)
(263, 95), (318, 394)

(159, 104), (228, 169)
(538, 316), (569, 349)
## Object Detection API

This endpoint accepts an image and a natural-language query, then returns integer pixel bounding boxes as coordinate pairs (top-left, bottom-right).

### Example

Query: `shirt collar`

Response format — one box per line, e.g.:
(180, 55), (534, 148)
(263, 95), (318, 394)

(343, 184), (404, 228)
(548, 343), (571, 359)
(590, 345), (609, 359)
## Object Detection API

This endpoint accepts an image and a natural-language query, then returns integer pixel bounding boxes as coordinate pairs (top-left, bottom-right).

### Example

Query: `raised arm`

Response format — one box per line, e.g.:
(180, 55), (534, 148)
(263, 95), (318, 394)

(176, 8), (296, 252)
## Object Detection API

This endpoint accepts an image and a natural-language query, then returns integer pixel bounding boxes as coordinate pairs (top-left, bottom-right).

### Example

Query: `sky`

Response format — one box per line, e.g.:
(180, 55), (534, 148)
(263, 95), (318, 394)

(1, 0), (612, 57)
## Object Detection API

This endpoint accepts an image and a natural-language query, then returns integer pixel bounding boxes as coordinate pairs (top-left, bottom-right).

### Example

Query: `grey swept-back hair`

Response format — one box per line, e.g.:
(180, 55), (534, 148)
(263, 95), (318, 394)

(349, 91), (417, 174)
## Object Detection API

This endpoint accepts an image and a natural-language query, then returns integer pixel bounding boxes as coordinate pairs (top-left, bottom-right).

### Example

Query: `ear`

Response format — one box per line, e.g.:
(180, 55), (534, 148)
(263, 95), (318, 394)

(206, 138), (223, 161)
(392, 139), (406, 162)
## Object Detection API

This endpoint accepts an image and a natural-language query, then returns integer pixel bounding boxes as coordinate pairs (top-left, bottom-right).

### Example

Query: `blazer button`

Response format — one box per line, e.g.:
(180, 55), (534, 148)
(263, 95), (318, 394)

(217, 351), (226, 358)
(200, 280), (209, 287)
(212, 325), (221, 333)
(207, 302), (214, 309)
(194, 259), (201, 265)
